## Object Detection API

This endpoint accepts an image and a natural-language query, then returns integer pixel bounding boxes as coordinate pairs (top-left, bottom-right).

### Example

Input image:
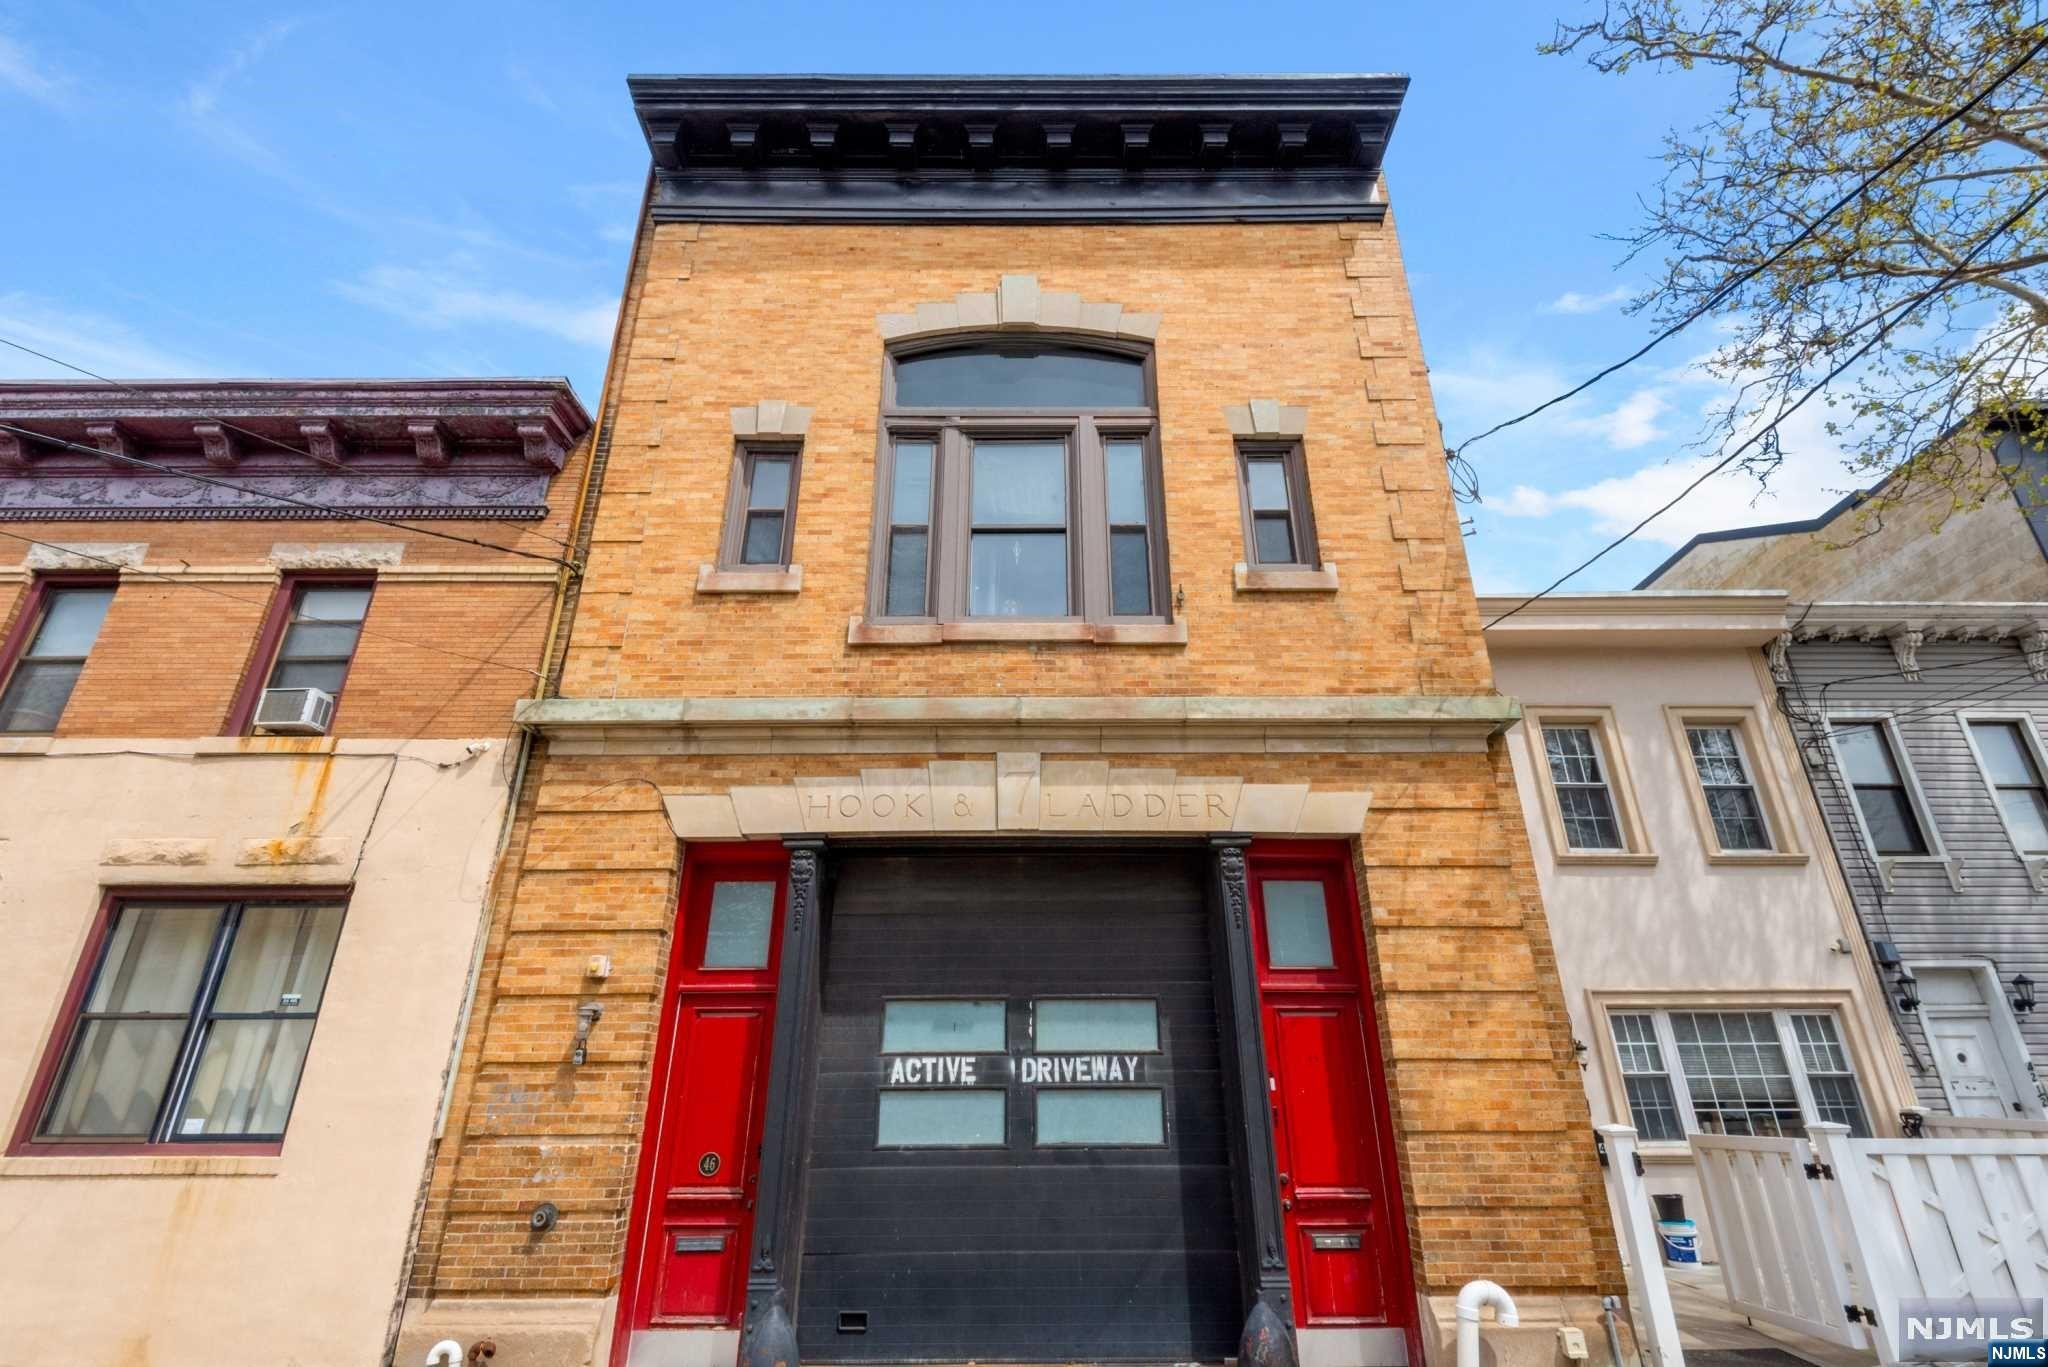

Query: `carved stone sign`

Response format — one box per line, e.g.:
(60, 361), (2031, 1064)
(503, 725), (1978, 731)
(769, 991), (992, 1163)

(665, 754), (1371, 840)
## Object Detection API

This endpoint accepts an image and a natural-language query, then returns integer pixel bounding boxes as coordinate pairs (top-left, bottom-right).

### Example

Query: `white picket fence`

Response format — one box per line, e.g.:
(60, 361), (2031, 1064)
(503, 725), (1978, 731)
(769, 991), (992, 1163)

(1910, 1109), (2048, 1140)
(1687, 1123), (2048, 1364)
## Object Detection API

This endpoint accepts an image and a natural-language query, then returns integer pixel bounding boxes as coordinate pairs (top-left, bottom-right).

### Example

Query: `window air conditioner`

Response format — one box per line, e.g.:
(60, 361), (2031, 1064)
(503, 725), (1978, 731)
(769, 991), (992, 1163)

(253, 687), (336, 736)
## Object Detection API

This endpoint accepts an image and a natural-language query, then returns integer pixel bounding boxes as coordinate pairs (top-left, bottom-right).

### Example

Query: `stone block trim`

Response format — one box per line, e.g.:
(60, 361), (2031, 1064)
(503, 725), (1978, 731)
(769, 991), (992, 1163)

(1223, 398), (1309, 440)
(729, 400), (812, 437)
(877, 273), (1163, 343)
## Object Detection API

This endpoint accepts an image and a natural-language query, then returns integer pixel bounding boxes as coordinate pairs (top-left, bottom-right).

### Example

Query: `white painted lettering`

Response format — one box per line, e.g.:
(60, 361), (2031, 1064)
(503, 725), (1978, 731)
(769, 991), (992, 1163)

(889, 1058), (906, 1085)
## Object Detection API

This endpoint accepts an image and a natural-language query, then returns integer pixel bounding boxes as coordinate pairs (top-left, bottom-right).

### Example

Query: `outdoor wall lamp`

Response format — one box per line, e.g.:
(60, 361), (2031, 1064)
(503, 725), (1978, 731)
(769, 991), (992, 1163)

(1894, 969), (1921, 1014)
(2013, 973), (2037, 1015)
(572, 1001), (604, 1066)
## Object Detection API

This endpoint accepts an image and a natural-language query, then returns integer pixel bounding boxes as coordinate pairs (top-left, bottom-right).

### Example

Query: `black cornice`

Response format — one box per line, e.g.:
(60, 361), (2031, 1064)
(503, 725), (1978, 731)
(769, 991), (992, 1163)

(626, 74), (1408, 223)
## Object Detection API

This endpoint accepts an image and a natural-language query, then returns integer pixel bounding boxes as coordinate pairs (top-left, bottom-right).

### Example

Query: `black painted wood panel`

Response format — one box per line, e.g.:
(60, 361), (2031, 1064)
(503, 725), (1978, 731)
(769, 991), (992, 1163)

(798, 850), (1241, 1363)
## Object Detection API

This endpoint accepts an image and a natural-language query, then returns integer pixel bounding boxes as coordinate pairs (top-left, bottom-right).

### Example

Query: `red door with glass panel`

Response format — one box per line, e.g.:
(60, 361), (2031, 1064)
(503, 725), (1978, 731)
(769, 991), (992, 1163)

(619, 846), (786, 1358)
(1248, 844), (1413, 1342)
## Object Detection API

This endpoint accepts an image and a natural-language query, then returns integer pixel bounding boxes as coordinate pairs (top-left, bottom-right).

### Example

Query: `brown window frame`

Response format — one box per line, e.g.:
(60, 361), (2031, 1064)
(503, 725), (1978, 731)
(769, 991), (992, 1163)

(867, 336), (1171, 626)
(717, 443), (804, 571)
(1235, 442), (1321, 570)
(8, 886), (350, 1157)
(0, 572), (119, 735)
(224, 573), (375, 735)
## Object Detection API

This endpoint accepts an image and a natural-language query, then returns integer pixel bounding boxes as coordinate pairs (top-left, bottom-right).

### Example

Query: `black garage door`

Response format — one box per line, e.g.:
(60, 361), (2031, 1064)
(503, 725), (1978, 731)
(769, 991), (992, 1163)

(798, 849), (1242, 1363)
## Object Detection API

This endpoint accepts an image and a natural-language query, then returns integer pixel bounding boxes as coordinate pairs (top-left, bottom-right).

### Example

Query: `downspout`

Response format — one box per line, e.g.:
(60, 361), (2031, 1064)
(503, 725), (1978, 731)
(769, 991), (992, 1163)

(379, 171), (655, 1367)
(1456, 1280), (1520, 1367)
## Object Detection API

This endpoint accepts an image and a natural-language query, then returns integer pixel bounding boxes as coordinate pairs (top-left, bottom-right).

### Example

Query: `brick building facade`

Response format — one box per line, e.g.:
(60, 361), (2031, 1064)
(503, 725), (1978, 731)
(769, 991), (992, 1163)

(0, 380), (589, 1366)
(398, 76), (1622, 1367)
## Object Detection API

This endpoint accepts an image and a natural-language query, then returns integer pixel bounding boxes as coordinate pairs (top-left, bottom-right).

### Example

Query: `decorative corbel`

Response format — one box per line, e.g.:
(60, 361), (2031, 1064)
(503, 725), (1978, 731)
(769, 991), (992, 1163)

(0, 429), (28, 470)
(1120, 121), (1153, 161)
(1201, 121), (1232, 164)
(407, 420), (453, 468)
(2024, 628), (2048, 684)
(1278, 121), (1311, 158)
(517, 418), (568, 472)
(298, 420), (348, 466)
(1765, 632), (1793, 685)
(86, 421), (138, 468)
(887, 121), (918, 165)
(726, 121), (760, 160)
(805, 120), (837, 157)
(192, 422), (242, 469)
(1042, 122), (1074, 160)
(966, 122), (997, 167)
(1888, 628), (1924, 683)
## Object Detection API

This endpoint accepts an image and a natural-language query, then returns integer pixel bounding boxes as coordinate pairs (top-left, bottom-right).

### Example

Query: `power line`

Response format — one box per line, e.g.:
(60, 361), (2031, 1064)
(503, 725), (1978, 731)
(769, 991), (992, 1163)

(1449, 27), (2048, 464)
(1484, 183), (2048, 628)
(0, 334), (577, 554)
(0, 421), (575, 571)
(0, 528), (545, 682)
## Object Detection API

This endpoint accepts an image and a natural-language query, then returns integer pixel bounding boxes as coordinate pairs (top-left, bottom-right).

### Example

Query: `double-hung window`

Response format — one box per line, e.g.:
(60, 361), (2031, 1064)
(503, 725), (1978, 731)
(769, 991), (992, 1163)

(1685, 725), (1773, 851)
(27, 896), (344, 1147)
(230, 578), (372, 733)
(720, 446), (801, 569)
(1236, 444), (1319, 569)
(1607, 1008), (1871, 1140)
(1832, 720), (1931, 855)
(1544, 725), (1624, 850)
(0, 579), (115, 733)
(872, 342), (1168, 625)
(1965, 719), (2048, 856)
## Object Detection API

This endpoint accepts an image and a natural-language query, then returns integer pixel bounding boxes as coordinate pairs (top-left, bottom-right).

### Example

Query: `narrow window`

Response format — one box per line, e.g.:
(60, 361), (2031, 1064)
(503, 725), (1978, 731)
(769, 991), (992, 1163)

(1969, 720), (2048, 855)
(1104, 439), (1153, 615)
(884, 439), (934, 616)
(1261, 879), (1335, 969)
(1238, 445), (1317, 568)
(723, 448), (800, 568)
(1544, 725), (1624, 850)
(876, 1090), (1005, 1148)
(701, 881), (776, 969)
(1035, 999), (1158, 1053)
(968, 440), (1068, 617)
(0, 583), (114, 733)
(1788, 1013), (1871, 1135)
(1036, 1088), (1164, 1146)
(1669, 1011), (1803, 1137)
(1833, 722), (1929, 855)
(1686, 725), (1773, 851)
(1609, 1013), (1683, 1142)
(263, 582), (371, 698)
(35, 898), (344, 1144)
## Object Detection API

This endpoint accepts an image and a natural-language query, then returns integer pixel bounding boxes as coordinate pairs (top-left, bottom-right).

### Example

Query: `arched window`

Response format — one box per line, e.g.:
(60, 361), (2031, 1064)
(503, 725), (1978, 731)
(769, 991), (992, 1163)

(870, 341), (1168, 624)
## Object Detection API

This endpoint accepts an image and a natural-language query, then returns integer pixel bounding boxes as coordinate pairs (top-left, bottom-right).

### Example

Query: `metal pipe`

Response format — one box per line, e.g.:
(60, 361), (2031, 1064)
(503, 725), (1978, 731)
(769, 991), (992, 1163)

(1456, 1279), (1520, 1367)
(425, 1341), (463, 1367)
(1600, 1294), (1628, 1367)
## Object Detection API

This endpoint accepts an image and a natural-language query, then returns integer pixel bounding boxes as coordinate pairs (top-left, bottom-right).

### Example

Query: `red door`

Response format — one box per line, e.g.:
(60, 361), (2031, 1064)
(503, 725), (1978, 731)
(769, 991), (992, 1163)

(619, 846), (787, 1358)
(1248, 845), (1413, 1338)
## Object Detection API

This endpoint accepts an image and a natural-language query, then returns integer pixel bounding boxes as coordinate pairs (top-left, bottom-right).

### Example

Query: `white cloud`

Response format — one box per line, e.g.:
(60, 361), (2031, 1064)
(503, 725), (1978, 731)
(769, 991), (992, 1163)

(1560, 387), (1668, 450)
(184, 18), (302, 120)
(1547, 285), (1631, 315)
(0, 32), (71, 108)
(0, 294), (221, 379)
(335, 261), (617, 348)
(1489, 402), (1854, 547)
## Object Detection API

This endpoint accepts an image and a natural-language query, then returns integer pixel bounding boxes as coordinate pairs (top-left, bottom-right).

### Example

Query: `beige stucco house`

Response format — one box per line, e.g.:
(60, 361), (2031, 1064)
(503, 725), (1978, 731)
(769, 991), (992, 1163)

(1482, 590), (1913, 1258)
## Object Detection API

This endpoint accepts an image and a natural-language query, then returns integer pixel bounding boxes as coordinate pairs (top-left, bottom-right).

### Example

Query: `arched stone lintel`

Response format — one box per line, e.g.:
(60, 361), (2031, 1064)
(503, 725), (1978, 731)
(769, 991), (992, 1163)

(1223, 399), (1308, 441)
(878, 274), (1162, 345)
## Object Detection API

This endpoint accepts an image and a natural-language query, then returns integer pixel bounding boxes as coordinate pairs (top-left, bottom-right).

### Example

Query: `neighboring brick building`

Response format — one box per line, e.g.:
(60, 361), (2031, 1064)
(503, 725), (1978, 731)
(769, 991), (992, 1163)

(399, 76), (1622, 1367)
(0, 379), (590, 1366)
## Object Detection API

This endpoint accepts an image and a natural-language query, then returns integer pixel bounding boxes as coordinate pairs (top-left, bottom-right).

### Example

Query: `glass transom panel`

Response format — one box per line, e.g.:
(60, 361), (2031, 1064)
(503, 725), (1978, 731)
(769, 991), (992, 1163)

(702, 881), (775, 968)
(895, 346), (1146, 409)
(1263, 880), (1335, 968)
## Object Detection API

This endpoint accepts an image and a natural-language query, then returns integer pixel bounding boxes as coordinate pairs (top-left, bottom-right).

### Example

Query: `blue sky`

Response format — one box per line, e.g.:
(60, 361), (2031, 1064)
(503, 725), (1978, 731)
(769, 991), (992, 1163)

(0, 1), (1865, 591)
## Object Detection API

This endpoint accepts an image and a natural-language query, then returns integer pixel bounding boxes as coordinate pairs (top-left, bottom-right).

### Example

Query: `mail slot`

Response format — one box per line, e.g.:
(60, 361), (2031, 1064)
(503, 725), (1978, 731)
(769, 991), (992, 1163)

(673, 1233), (729, 1254)
(1310, 1232), (1363, 1251)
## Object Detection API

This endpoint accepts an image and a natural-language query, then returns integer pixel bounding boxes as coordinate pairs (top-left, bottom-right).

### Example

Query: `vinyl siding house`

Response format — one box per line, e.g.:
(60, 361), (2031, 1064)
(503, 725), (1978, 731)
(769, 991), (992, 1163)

(1644, 442), (2048, 1123)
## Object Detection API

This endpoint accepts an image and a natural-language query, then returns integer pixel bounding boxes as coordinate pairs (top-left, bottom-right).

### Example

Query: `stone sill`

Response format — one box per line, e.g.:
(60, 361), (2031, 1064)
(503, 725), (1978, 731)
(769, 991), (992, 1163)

(1704, 851), (1810, 867)
(1234, 561), (1339, 592)
(0, 1154), (282, 1178)
(698, 564), (802, 594)
(1554, 851), (1660, 868)
(848, 617), (1188, 646)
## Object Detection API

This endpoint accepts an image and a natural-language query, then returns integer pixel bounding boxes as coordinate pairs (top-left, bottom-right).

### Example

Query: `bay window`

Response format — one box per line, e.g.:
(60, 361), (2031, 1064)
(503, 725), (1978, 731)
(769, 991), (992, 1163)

(1607, 1007), (1871, 1140)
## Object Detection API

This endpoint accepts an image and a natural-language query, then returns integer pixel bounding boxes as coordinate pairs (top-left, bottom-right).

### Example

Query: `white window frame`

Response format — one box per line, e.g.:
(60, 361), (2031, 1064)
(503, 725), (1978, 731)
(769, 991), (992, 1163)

(1956, 711), (2048, 891)
(1664, 705), (1808, 865)
(1521, 706), (1656, 866)
(1823, 712), (1958, 891)
(1603, 1006), (1874, 1144)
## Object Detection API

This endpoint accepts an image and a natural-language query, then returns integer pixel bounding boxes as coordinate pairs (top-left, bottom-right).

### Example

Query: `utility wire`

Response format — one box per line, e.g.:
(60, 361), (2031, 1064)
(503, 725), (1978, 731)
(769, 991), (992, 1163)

(0, 334), (577, 554)
(1485, 183), (2048, 629)
(1448, 27), (2048, 465)
(0, 528), (545, 682)
(0, 422), (574, 571)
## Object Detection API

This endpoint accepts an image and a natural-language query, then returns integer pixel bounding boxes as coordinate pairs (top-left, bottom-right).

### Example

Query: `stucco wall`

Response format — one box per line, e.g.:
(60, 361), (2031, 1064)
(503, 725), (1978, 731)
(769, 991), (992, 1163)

(0, 738), (512, 1367)
(1487, 642), (1908, 1257)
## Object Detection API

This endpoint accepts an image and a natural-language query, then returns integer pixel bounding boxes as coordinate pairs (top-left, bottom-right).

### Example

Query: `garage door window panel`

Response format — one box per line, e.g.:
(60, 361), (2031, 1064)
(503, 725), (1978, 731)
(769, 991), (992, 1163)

(881, 999), (1005, 1053)
(1033, 998), (1159, 1052)
(1036, 1088), (1166, 1147)
(876, 1089), (1006, 1148)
